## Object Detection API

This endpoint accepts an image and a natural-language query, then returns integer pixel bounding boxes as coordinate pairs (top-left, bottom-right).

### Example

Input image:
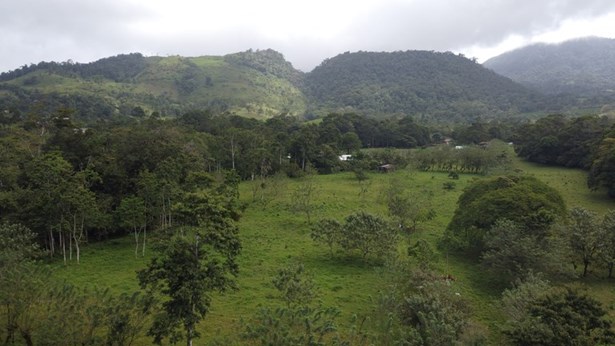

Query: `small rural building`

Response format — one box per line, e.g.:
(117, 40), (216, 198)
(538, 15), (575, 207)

(339, 154), (352, 161)
(378, 164), (395, 173)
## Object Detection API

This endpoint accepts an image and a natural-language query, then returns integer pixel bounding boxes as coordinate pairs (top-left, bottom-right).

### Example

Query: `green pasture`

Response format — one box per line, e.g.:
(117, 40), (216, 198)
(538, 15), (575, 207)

(52, 154), (615, 344)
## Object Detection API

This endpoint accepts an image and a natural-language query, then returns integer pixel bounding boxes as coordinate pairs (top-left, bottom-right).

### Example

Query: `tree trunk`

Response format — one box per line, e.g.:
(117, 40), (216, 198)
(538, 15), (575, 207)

(143, 216), (147, 257)
(5, 304), (15, 345)
(49, 227), (55, 257)
(230, 136), (236, 170)
(161, 195), (166, 229)
(69, 228), (73, 261)
(301, 154), (306, 171)
(187, 329), (193, 346)
(142, 226), (147, 257)
(134, 228), (139, 258)
(167, 196), (172, 228)
(61, 231), (67, 265)
(73, 215), (80, 264)
(20, 330), (33, 346)
(583, 260), (589, 277)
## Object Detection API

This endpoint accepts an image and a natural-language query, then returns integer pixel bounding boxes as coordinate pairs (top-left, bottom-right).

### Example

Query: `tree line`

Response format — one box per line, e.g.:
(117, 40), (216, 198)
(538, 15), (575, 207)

(5, 106), (615, 259)
(512, 114), (615, 198)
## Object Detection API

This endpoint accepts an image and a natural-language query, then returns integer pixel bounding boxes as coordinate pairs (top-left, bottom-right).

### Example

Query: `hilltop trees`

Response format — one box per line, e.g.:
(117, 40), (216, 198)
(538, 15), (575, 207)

(305, 50), (538, 121)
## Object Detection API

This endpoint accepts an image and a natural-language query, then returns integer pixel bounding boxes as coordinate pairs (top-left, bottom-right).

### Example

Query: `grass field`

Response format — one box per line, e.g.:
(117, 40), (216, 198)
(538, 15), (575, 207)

(52, 152), (615, 345)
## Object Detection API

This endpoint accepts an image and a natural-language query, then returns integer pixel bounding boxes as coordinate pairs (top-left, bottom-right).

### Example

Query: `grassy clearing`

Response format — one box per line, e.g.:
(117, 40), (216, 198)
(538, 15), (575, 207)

(511, 158), (614, 214)
(51, 236), (152, 294)
(52, 154), (615, 344)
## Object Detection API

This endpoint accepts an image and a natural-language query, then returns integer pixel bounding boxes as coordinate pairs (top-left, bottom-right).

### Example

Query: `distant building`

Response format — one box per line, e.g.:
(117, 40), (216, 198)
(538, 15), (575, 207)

(378, 164), (395, 173)
(339, 154), (352, 161)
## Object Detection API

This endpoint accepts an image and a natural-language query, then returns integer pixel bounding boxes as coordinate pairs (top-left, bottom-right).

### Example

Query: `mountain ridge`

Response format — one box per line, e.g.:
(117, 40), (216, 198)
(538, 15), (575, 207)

(305, 50), (540, 122)
(0, 48), (549, 123)
(483, 36), (615, 97)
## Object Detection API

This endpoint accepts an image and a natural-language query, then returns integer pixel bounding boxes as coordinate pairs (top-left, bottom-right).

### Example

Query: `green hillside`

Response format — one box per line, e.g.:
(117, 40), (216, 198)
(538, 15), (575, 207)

(484, 37), (615, 98)
(0, 49), (548, 122)
(0, 50), (308, 120)
(304, 50), (542, 122)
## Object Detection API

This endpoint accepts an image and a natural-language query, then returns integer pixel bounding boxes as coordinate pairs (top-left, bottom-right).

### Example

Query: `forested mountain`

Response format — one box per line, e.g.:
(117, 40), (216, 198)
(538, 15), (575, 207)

(304, 50), (542, 122)
(484, 37), (615, 97)
(0, 49), (545, 123)
(0, 50), (307, 120)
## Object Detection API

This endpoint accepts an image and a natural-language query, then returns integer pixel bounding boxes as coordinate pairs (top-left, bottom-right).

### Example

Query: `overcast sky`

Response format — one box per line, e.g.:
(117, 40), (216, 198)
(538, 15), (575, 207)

(2, 0), (615, 73)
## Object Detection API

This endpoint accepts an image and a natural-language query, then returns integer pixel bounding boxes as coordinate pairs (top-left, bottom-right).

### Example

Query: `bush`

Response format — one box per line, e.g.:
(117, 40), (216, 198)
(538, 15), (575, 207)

(442, 175), (566, 256)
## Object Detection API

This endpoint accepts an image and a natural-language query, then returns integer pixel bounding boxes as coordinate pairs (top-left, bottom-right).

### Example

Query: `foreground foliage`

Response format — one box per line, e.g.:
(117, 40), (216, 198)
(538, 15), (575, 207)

(503, 277), (614, 346)
(0, 222), (154, 346)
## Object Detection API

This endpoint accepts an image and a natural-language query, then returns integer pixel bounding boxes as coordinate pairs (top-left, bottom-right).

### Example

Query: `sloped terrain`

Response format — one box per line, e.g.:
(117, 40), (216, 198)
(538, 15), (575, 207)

(484, 37), (615, 97)
(0, 50), (307, 120)
(0, 49), (546, 122)
(304, 50), (541, 122)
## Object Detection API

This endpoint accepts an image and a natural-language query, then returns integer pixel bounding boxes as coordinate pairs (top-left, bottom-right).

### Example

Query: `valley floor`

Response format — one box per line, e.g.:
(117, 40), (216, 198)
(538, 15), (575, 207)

(53, 153), (615, 345)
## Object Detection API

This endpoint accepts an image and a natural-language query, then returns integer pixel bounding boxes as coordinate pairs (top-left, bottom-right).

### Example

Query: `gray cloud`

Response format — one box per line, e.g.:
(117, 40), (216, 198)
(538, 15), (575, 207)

(342, 0), (615, 53)
(1, 0), (615, 73)
(0, 0), (148, 69)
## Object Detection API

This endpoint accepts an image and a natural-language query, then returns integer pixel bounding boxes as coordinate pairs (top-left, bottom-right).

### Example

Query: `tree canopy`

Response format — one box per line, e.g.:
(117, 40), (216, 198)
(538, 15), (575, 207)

(443, 175), (566, 255)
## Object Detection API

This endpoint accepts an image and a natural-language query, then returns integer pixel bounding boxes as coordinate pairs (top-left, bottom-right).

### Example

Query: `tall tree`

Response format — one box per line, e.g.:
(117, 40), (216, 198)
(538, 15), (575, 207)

(481, 219), (552, 282)
(290, 177), (317, 224)
(116, 196), (147, 257)
(20, 152), (73, 260)
(310, 219), (342, 255)
(600, 210), (615, 278)
(271, 263), (318, 308)
(339, 211), (398, 260)
(60, 167), (102, 264)
(289, 124), (318, 171)
(138, 192), (241, 346)
(564, 207), (605, 277)
(384, 177), (435, 233)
